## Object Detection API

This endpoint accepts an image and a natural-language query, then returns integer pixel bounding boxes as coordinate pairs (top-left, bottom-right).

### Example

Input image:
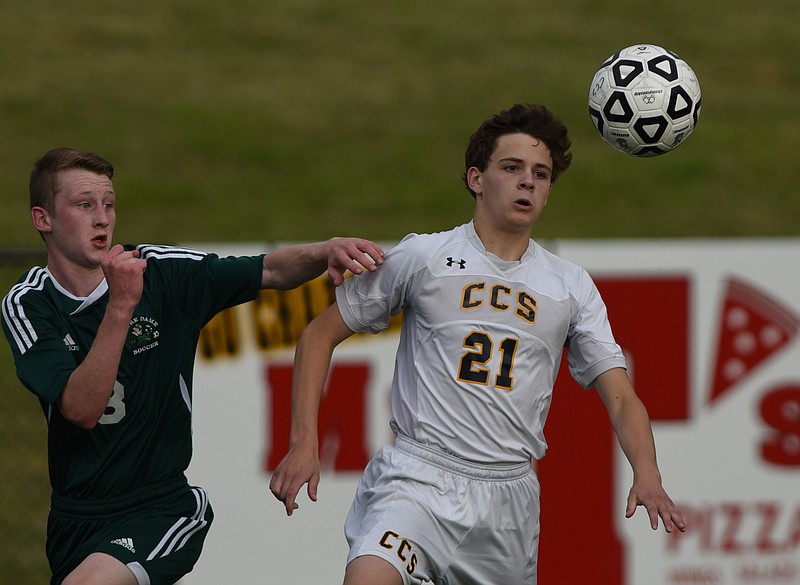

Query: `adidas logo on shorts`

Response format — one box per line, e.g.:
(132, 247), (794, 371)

(111, 537), (136, 553)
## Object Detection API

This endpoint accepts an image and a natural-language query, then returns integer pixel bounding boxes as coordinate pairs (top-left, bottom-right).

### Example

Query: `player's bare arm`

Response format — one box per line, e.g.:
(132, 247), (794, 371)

(269, 303), (355, 515)
(57, 245), (146, 429)
(261, 237), (384, 290)
(594, 368), (686, 534)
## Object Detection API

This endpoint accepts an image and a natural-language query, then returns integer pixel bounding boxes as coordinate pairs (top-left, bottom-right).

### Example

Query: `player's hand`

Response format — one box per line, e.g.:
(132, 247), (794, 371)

(325, 237), (384, 286)
(269, 447), (321, 517)
(626, 474), (686, 533)
(102, 245), (146, 310)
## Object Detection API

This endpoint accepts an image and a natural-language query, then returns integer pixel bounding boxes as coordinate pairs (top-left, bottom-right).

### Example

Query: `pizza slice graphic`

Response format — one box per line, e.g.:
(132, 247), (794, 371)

(709, 277), (800, 404)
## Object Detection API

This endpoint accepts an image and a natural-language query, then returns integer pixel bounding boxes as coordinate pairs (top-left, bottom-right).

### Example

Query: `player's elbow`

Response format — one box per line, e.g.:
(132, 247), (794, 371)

(56, 395), (103, 430)
(62, 408), (102, 430)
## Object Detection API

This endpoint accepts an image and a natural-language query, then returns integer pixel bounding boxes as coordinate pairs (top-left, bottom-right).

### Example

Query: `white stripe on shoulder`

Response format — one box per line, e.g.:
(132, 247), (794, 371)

(136, 244), (207, 261)
(2, 267), (49, 355)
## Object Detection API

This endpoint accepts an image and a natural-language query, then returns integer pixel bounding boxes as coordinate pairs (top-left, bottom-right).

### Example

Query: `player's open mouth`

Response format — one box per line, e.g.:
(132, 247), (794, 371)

(514, 199), (533, 209)
(92, 235), (107, 248)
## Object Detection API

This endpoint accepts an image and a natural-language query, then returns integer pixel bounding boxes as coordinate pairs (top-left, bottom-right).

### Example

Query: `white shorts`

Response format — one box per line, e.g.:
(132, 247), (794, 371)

(344, 436), (540, 585)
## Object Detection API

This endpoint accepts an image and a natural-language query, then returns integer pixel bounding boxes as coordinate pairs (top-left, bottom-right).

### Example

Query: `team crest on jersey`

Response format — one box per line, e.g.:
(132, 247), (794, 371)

(127, 316), (160, 355)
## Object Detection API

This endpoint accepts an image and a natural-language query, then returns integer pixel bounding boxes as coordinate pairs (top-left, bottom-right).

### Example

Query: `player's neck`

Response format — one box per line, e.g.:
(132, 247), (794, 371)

(46, 255), (105, 298)
(472, 220), (530, 262)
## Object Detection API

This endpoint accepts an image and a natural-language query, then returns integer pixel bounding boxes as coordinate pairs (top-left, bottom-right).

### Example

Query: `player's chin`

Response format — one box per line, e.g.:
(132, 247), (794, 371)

(86, 247), (109, 265)
(509, 209), (541, 229)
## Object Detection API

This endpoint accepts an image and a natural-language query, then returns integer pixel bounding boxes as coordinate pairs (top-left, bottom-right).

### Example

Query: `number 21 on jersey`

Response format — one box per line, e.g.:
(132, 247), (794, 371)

(457, 330), (518, 391)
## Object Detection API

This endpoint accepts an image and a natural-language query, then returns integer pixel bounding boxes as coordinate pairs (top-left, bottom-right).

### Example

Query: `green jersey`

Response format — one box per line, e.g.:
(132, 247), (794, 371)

(2, 244), (263, 503)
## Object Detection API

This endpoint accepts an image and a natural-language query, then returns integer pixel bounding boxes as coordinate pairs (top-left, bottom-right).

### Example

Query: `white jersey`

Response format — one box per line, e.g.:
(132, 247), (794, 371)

(336, 221), (626, 464)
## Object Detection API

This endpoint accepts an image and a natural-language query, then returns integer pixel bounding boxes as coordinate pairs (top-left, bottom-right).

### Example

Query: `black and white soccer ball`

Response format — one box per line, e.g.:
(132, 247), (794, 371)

(588, 44), (702, 157)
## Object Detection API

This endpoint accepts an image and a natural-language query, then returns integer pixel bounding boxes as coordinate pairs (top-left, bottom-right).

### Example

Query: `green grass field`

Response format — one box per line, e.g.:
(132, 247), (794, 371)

(1, 0), (799, 248)
(1, 0), (798, 581)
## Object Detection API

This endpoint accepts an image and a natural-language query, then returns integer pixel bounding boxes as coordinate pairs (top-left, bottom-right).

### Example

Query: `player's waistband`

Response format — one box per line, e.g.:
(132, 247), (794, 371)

(50, 474), (191, 518)
(395, 436), (531, 481)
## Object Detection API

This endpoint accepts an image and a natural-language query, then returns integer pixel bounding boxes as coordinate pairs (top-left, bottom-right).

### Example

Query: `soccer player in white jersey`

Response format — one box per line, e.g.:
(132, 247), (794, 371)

(270, 103), (686, 584)
(1, 147), (384, 585)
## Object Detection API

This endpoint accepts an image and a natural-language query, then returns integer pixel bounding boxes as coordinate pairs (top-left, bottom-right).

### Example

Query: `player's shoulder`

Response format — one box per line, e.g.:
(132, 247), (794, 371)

(3, 266), (51, 307)
(388, 225), (468, 262)
(526, 242), (595, 296)
(399, 224), (465, 245)
(2, 267), (54, 353)
(351, 225), (469, 288)
(531, 243), (586, 278)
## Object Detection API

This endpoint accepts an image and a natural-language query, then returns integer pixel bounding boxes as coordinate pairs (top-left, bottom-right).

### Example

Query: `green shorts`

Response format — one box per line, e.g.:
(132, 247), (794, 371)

(47, 476), (213, 585)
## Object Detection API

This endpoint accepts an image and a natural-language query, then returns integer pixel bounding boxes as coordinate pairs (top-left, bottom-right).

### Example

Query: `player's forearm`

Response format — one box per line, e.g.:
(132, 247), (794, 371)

(261, 238), (384, 290)
(596, 368), (663, 480)
(288, 325), (337, 450)
(612, 400), (663, 481)
(58, 302), (133, 429)
(288, 305), (355, 450)
(261, 243), (328, 291)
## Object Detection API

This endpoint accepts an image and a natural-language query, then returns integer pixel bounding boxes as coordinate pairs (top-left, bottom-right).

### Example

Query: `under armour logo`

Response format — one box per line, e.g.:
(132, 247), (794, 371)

(446, 257), (466, 269)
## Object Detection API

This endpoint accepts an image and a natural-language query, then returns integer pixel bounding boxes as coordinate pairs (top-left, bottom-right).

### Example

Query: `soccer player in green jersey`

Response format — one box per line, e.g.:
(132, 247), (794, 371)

(1, 147), (384, 585)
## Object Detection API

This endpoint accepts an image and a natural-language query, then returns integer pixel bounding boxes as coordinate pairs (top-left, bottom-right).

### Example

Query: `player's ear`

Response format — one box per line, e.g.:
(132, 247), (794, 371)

(466, 167), (482, 195)
(543, 184), (553, 206)
(31, 206), (52, 233)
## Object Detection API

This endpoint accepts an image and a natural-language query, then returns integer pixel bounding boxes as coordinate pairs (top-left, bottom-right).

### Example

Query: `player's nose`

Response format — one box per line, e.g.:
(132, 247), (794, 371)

(93, 206), (112, 227)
(519, 174), (536, 191)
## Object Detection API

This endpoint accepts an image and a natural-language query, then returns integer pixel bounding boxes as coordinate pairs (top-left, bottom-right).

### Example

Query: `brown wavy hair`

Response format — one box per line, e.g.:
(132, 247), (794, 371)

(463, 103), (572, 198)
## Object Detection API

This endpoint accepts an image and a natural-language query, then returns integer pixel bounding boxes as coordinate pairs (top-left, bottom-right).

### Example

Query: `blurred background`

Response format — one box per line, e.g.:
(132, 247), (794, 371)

(1, 0), (797, 581)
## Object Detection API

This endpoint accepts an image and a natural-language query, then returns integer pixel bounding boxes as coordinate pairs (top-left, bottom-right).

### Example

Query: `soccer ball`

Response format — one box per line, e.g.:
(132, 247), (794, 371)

(588, 44), (701, 157)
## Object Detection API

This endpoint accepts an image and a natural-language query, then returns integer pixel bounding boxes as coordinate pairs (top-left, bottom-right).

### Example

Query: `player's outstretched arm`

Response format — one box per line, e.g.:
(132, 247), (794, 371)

(269, 303), (355, 516)
(261, 237), (384, 290)
(594, 368), (686, 534)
